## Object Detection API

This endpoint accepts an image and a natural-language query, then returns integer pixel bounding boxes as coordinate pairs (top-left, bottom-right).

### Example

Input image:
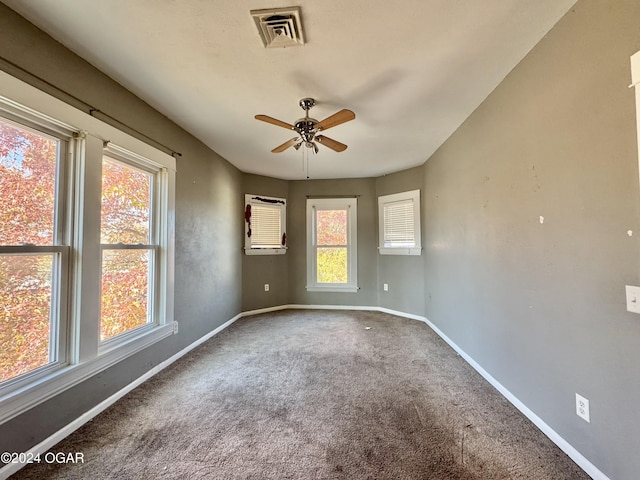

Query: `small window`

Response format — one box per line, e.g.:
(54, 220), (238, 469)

(244, 194), (286, 255)
(306, 197), (358, 292)
(378, 189), (421, 255)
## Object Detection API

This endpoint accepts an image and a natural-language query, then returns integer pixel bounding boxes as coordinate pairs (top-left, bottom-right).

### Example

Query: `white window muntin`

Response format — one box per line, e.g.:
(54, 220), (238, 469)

(244, 194), (286, 255)
(378, 189), (421, 255)
(306, 197), (358, 292)
(0, 70), (176, 425)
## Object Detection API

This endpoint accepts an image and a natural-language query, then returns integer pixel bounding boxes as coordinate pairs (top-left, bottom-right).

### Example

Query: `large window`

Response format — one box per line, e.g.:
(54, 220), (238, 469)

(100, 148), (161, 341)
(244, 194), (286, 255)
(0, 71), (175, 424)
(306, 198), (358, 292)
(378, 189), (422, 255)
(0, 114), (70, 385)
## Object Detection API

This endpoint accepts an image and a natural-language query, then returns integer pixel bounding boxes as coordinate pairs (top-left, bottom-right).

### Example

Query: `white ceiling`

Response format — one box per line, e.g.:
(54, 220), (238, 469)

(2, 0), (576, 180)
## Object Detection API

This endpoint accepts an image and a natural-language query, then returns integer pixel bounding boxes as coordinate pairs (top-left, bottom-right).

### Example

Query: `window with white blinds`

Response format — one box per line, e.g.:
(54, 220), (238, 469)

(378, 189), (421, 255)
(244, 194), (287, 255)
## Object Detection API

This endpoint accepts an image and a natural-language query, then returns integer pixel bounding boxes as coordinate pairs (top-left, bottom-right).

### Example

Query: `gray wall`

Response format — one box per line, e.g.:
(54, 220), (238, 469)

(242, 174), (289, 311)
(422, 1), (640, 478)
(288, 178), (378, 307)
(0, 3), (243, 456)
(2, 0), (639, 478)
(375, 166), (426, 315)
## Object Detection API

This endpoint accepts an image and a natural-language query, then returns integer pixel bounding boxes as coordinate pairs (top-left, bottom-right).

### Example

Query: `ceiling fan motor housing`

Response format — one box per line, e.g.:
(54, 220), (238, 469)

(295, 118), (318, 142)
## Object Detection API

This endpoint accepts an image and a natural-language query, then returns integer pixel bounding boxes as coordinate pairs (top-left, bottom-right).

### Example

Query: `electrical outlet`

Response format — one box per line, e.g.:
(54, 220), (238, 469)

(173, 321), (179, 334)
(383, 283), (388, 291)
(576, 393), (590, 423)
(264, 283), (270, 292)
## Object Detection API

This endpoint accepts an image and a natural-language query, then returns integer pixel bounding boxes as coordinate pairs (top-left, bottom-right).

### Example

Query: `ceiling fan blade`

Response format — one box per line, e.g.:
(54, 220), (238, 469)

(315, 135), (348, 152)
(314, 109), (355, 131)
(271, 137), (300, 153)
(255, 114), (295, 130)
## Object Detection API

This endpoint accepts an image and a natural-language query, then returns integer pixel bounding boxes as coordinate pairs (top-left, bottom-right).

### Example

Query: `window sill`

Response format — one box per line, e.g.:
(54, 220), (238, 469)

(306, 285), (359, 293)
(378, 247), (422, 256)
(0, 323), (173, 424)
(244, 247), (287, 256)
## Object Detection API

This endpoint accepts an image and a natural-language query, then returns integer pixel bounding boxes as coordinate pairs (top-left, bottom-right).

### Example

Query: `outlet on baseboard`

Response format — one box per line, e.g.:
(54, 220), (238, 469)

(576, 393), (590, 423)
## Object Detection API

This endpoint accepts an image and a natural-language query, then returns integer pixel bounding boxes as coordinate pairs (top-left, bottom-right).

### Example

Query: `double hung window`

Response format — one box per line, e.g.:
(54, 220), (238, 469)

(306, 198), (358, 292)
(0, 112), (71, 385)
(0, 71), (175, 424)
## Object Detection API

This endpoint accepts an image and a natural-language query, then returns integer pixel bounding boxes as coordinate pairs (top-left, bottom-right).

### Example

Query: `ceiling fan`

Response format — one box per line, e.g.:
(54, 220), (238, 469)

(255, 98), (355, 154)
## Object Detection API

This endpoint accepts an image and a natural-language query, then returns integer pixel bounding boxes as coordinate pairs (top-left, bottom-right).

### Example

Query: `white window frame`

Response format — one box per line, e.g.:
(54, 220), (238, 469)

(631, 50), (640, 186)
(244, 194), (286, 255)
(0, 70), (176, 424)
(99, 143), (171, 350)
(306, 197), (358, 293)
(378, 189), (422, 256)
(0, 105), (73, 394)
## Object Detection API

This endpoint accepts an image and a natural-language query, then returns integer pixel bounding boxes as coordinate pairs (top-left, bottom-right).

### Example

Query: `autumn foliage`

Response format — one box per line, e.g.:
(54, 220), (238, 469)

(0, 119), (153, 384)
(0, 121), (56, 382)
(315, 209), (348, 284)
(100, 157), (152, 341)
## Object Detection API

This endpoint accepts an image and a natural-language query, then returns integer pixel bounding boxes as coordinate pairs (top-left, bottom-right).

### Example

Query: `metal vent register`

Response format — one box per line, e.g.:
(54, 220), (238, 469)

(251, 7), (305, 48)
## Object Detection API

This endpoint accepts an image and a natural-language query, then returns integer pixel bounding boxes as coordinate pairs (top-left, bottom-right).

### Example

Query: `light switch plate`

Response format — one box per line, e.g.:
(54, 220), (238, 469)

(625, 285), (640, 314)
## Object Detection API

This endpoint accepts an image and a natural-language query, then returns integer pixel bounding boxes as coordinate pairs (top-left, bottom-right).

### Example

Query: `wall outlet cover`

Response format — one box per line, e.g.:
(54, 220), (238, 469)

(576, 393), (590, 423)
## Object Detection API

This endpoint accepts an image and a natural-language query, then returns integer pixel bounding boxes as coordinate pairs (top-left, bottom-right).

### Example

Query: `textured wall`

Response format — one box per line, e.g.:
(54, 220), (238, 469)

(375, 166), (426, 315)
(242, 174), (290, 311)
(0, 3), (243, 456)
(422, 1), (640, 478)
(287, 178), (378, 307)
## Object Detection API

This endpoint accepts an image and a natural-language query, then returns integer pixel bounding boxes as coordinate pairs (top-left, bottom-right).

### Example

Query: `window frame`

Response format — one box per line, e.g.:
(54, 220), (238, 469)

(244, 194), (287, 255)
(98, 144), (168, 347)
(306, 197), (358, 293)
(377, 189), (422, 256)
(0, 70), (176, 425)
(0, 104), (74, 395)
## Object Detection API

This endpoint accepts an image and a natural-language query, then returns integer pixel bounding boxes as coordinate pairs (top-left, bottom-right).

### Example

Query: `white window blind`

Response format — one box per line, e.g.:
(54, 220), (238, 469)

(378, 189), (421, 255)
(251, 203), (282, 247)
(383, 199), (415, 247)
(244, 194), (286, 255)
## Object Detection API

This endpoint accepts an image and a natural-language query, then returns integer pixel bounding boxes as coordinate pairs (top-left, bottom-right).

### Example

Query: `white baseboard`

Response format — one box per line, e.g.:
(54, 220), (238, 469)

(0, 313), (243, 480)
(377, 306), (609, 480)
(2, 305), (609, 480)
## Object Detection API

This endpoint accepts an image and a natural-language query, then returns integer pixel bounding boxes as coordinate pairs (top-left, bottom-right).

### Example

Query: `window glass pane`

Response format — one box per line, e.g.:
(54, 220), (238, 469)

(0, 254), (54, 382)
(101, 157), (151, 244)
(251, 203), (281, 247)
(317, 247), (347, 283)
(100, 249), (151, 341)
(0, 119), (58, 246)
(316, 210), (347, 245)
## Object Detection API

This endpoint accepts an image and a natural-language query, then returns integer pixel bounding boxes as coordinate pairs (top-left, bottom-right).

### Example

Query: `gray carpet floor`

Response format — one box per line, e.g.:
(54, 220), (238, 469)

(10, 310), (589, 479)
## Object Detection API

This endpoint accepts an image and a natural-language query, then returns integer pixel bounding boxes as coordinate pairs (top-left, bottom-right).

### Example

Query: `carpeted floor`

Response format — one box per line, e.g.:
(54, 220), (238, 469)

(10, 310), (589, 479)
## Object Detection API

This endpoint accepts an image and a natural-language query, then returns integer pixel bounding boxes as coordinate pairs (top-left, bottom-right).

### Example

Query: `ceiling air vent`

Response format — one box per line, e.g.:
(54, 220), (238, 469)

(250, 7), (305, 48)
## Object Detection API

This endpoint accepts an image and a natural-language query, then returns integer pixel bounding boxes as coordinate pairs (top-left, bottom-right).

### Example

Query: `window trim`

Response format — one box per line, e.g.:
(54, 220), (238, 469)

(306, 197), (358, 293)
(244, 194), (287, 256)
(378, 189), (422, 256)
(0, 70), (176, 425)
